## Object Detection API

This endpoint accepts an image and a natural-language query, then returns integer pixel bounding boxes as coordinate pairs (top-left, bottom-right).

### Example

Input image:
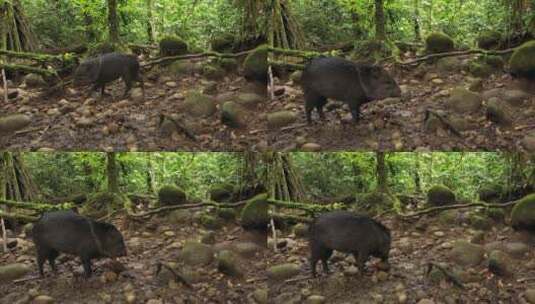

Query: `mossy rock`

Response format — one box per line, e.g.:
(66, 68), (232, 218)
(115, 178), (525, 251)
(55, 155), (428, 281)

(478, 184), (503, 202)
(468, 61), (495, 78)
(0, 114), (31, 134)
(217, 208), (236, 221)
(167, 61), (201, 77)
(426, 32), (455, 54)
(511, 193), (535, 230)
(200, 213), (223, 230)
(216, 58), (239, 72)
(88, 42), (117, 56)
(210, 183), (235, 202)
(509, 40), (535, 80)
(484, 208), (506, 222)
(183, 91), (217, 117)
(158, 185), (187, 206)
(469, 214), (493, 230)
(243, 45), (268, 83)
(360, 191), (395, 213)
(240, 193), (269, 230)
(477, 31), (502, 50)
(427, 185), (456, 206)
(211, 34), (235, 53)
(481, 55), (505, 70)
(447, 87), (482, 113)
(159, 35), (189, 56)
(221, 101), (248, 128)
(202, 64), (226, 80)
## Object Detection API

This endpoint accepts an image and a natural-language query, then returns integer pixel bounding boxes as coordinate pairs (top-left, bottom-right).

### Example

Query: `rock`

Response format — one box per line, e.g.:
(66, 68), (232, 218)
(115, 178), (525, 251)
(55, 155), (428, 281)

(267, 111), (297, 129)
(0, 114), (31, 134)
(182, 91), (217, 117)
(447, 87), (482, 113)
(511, 194), (535, 232)
(125, 292), (136, 304)
(425, 32), (454, 54)
(24, 73), (46, 88)
(236, 93), (264, 108)
(76, 117), (93, 128)
(243, 45), (268, 83)
(449, 241), (485, 266)
(504, 242), (529, 258)
(252, 289), (268, 304)
(301, 143), (321, 152)
(486, 98), (512, 126)
(306, 295), (326, 304)
(233, 242), (262, 258)
(477, 31), (501, 50)
(32, 295), (55, 304)
(217, 250), (244, 277)
(417, 299), (435, 304)
(203, 81), (218, 95)
(436, 57), (462, 73)
(525, 289), (535, 304)
(168, 209), (192, 224)
(471, 231), (486, 244)
(202, 64), (226, 80)
(488, 250), (513, 276)
(179, 241), (214, 266)
(201, 231), (216, 244)
(522, 133), (535, 152)
(221, 101), (248, 128)
(199, 213), (223, 230)
(469, 215), (493, 230)
(469, 78), (484, 92)
(158, 185), (187, 206)
(267, 263), (300, 281)
(503, 90), (529, 106)
(0, 263), (31, 283)
(293, 223), (309, 238)
(509, 41), (535, 80)
(165, 81), (178, 88)
(130, 88), (144, 103)
(468, 61), (494, 78)
(290, 71), (303, 84)
(240, 194), (269, 230)
(482, 88), (503, 100)
(427, 185), (456, 206)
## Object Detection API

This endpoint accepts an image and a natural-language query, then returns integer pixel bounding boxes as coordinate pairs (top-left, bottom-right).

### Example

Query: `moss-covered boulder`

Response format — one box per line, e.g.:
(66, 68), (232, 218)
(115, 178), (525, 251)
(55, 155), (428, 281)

(447, 87), (482, 113)
(267, 111), (298, 129)
(211, 34), (235, 53)
(468, 61), (495, 78)
(509, 40), (535, 80)
(216, 58), (239, 72)
(221, 101), (248, 128)
(82, 191), (125, 218)
(200, 213), (223, 230)
(217, 250), (244, 277)
(158, 185), (187, 206)
(360, 191), (396, 212)
(179, 241), (214, 266)
(240, 193), (269, 230)
(449, 241), (485, 266)
(482, 55), (505, 70)
(478, 184), (503, 202)
(267, 263), (300, 281)
(210, 183), (235, 202)
(427, 185), (456, 206)
(511, 193), (535, 231)
(0, 263), (31, 283)
(484, 208), (506, 222)
(88, 42), (117, 56)
(202, 64), (226, 80)
(243, 45), (268, 83)
(217, 208), (237, 221)
(0, 114), (31, 134)
(425, 32), (455, 54)
(23, 73), (47, 88)
(469, 214), (493, 230)
(182, 91), (217, 117)
(477, 31), (502, 50)
(167, 61), (201, 77)
(159, 36), (189, 56)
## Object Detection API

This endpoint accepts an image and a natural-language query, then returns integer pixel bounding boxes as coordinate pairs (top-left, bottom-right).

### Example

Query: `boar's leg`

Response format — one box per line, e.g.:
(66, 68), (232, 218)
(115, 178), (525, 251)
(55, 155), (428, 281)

(37, 248), (48, 277)
(320, 248), (333, 274)
(355, 251), (368, 273)
(81, 256), (93, 278)
(304, 90), (327, 124)
(122, 74), (133, 98)
(349, 103), (361, 123)
(47, 249), (59, 273)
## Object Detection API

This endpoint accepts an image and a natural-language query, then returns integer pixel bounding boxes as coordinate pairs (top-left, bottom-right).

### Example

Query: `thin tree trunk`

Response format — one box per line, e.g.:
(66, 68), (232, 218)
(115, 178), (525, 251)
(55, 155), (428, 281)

(107, 0), (119, 43)
(0, 152), (7, 252)
(107, 152), (119, 194)
(145, 0), (155, 44)
(146, 153), (156, 195)
(414, 154), (422, 193)
(376, 152), (388, 193)
(375, 0), (386, 41)
(413, 0), (422, 41)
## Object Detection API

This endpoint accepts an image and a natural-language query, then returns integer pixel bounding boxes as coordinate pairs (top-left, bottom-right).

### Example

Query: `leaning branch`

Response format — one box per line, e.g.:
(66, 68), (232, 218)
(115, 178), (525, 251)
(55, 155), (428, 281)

(127, 200), (248, 218)
(142, 49), (254, 68)
(0, 210), (38, 222)
(400, 48), (516, 65)
(398, 200), (518, 219)
(0, 199), (73, 212)
(0, 63), (58, 78)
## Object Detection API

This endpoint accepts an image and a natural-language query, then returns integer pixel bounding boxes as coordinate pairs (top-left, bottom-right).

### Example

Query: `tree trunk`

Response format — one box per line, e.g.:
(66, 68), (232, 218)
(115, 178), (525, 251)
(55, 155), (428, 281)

(146, 153), (156, 195)
(107, 152), (119, 194)
(375, 0), (386, 41)
(107, 0), (119, 43)
(376, 152), (388, 193)
(145, 0), (155, 44)
(83, 12), (96, 42)
(414, 154), (422, 193)
(0, 153), (7, 252)
(413, 0), (422, 41)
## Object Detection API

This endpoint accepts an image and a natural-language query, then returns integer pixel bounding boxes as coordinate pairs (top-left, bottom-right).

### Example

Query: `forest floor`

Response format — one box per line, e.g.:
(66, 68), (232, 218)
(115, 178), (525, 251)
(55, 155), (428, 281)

(2, 55), (535, 151)
(0, 209), (268, 304)
(268, 211), (535, 304)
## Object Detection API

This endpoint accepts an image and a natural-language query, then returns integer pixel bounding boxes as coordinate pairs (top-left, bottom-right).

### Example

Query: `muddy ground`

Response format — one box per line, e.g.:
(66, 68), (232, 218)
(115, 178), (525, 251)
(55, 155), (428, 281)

(0, 210), (268, 304)
(2, 55), (535, 151)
